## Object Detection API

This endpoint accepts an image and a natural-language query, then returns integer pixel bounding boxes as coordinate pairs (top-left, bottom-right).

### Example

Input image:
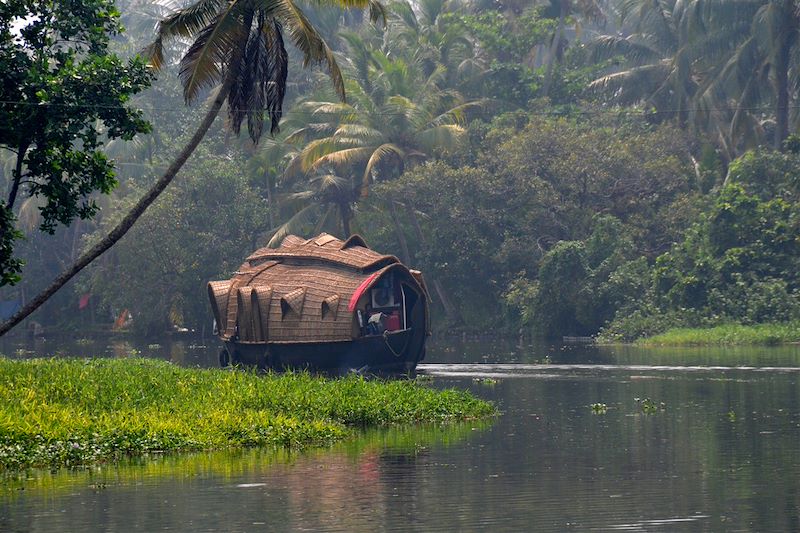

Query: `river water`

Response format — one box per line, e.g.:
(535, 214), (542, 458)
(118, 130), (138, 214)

(2, 336), (800, 531)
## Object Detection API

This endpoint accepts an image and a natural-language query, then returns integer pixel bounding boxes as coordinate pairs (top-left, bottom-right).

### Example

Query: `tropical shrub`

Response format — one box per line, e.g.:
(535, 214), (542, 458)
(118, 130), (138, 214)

(602, 150), (800, 341)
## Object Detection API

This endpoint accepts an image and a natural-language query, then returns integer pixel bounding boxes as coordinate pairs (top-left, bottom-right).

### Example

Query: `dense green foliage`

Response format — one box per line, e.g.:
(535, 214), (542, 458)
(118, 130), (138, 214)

(367, 114), (697, 332)
(0, 358), (495, 469)
(3, 0), (800, 341)
(85, 147), (270, 335)
(599, 149), (800, 342)
(0, 0), (152, 286)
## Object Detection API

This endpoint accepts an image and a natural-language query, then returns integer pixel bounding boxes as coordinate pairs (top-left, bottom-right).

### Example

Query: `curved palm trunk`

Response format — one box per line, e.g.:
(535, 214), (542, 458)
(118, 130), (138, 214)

(0, 83), (229, 337)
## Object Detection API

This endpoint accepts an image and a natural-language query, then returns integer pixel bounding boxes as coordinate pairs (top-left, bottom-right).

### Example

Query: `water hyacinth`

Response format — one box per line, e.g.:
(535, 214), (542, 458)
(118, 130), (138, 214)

(0, 358), (495, 470)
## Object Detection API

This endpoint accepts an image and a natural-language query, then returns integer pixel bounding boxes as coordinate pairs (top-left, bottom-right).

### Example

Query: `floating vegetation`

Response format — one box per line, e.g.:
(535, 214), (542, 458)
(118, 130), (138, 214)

(0, 358), (495, 470)
(590, 403), (608, 414)
(638, 322), (800, 347)
(635, 397), (666, 414)
(472, 377), (499, 385)
(727, 410), (737, 422)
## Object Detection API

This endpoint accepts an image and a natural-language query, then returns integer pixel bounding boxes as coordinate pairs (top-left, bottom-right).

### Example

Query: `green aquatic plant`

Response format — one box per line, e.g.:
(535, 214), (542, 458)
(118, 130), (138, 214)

(635, 397), (665, 414)
(0, 358), (495, 470)
(472, 377), (499, 386)
(637, 322), (800, 347)
(590, 403), (608, 414)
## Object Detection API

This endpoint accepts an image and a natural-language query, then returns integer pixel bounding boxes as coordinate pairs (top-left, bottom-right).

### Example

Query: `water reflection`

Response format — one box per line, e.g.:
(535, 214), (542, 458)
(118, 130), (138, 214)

(2, 337), (800, 531)
(1, 423), (488, 532)
(5, 333), (800, 368)
(0, 333), (219, 367)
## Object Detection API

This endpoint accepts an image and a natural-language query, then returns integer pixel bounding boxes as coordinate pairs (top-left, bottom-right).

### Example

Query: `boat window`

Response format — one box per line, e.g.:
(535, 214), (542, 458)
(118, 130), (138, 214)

(370, 274), (400, 310)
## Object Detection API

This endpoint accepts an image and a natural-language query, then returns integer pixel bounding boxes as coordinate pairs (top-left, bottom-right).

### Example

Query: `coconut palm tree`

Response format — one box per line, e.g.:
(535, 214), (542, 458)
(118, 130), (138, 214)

(542, 0), (607, 97)
(276, 45), (477, 322)
(688, 0), (800, 151)
(386, 0), (476, 86)
(287, 53), (475, 203)
(0, 0), (384, 336)
(589, 0), (696, 125)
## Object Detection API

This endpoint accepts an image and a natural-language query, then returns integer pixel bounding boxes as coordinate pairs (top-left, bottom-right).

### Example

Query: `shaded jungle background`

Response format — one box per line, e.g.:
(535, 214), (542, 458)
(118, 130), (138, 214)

(1, 0), (799, 341)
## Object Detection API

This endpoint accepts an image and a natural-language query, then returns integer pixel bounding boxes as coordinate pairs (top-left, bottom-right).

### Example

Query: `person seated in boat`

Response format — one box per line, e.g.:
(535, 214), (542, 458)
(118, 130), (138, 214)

(367, 311), (386, 335)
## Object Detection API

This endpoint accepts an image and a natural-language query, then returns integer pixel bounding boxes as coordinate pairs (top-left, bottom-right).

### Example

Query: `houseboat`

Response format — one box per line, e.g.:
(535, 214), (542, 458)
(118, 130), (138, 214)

(207, 233), (430, 374)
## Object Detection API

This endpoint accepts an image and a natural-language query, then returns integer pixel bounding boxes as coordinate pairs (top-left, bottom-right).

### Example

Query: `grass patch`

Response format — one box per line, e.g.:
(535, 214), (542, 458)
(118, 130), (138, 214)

(637, 321), (800, 346)
(0, 358), (495, 470)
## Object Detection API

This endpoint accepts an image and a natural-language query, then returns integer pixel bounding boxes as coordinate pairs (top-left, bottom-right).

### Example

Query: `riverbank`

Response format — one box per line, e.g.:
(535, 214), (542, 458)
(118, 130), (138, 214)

(636, 321), (800, 347)
(0, 358), (495, 470)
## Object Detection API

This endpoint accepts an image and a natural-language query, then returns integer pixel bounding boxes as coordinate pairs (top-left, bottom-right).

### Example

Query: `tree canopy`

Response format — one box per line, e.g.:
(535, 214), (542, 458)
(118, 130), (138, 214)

(0, 0), (152, 286)
(4, 0), (800, 339)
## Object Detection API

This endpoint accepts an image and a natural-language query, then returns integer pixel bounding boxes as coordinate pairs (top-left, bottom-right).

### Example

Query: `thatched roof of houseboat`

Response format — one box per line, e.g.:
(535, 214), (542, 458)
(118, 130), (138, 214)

(245, 233), (400, 271)
(208, 234), (426, 344)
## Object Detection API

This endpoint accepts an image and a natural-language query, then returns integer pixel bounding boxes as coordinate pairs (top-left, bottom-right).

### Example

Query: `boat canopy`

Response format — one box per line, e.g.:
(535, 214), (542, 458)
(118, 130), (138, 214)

(208, 234), (428, 344)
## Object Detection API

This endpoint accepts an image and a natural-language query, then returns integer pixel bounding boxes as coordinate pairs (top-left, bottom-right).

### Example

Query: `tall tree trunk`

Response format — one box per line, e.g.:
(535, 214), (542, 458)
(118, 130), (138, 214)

(388, 200), (412, 264)
(774, 35), (791, 150)
(404, 203), (463, 325)
(339, 202), (352, 237)
(542, 0), (567, 99)
(0, 84), (229, 337)
(265, 172), (276, 230)
(7, 144), (27, 211)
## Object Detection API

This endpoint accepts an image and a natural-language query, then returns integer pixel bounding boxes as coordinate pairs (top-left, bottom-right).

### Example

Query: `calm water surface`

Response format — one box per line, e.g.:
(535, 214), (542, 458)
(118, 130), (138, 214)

(2, 336), (800, 531)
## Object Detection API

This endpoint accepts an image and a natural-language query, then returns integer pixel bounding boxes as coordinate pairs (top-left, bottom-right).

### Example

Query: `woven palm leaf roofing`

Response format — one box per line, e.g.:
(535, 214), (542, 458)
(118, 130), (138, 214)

(245, 233), (400, 272)
(212, 234), (420, 344)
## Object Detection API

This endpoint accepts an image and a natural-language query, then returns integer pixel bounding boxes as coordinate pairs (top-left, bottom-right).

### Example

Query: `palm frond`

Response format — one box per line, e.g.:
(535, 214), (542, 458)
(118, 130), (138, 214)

(267, 204), (321, 247)
(427, 100), (485, 128)
(333, 124), (384, 141)
(145, 0), (228, 69)
(588, 62), (672, 105)
(367, 0), (388, 27)
(273, 0), (346, 101)
(310, 173), (349, 193)
(590, 35), (663, 65)
(300, 137), (364, 171)
(456, 58), (486, 83)
(361, 143), (405, 196)
(385, 95), (429, 130)
(309, 147), (374, 172)
(416, 124), (465, 153)
(178, 1), (247, 103)
(309, 102), (357, 119)
(389, 0), (418, 33)
(228, 15), (289, 141)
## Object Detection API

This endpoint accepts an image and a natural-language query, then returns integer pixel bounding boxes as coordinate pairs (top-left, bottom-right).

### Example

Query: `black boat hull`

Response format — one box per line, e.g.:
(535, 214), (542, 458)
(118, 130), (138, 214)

(221, 328), (425, 376)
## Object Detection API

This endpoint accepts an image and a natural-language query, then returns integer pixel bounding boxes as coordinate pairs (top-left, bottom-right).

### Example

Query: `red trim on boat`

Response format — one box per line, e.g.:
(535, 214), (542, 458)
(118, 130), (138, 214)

(348, 272), (380, 312)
